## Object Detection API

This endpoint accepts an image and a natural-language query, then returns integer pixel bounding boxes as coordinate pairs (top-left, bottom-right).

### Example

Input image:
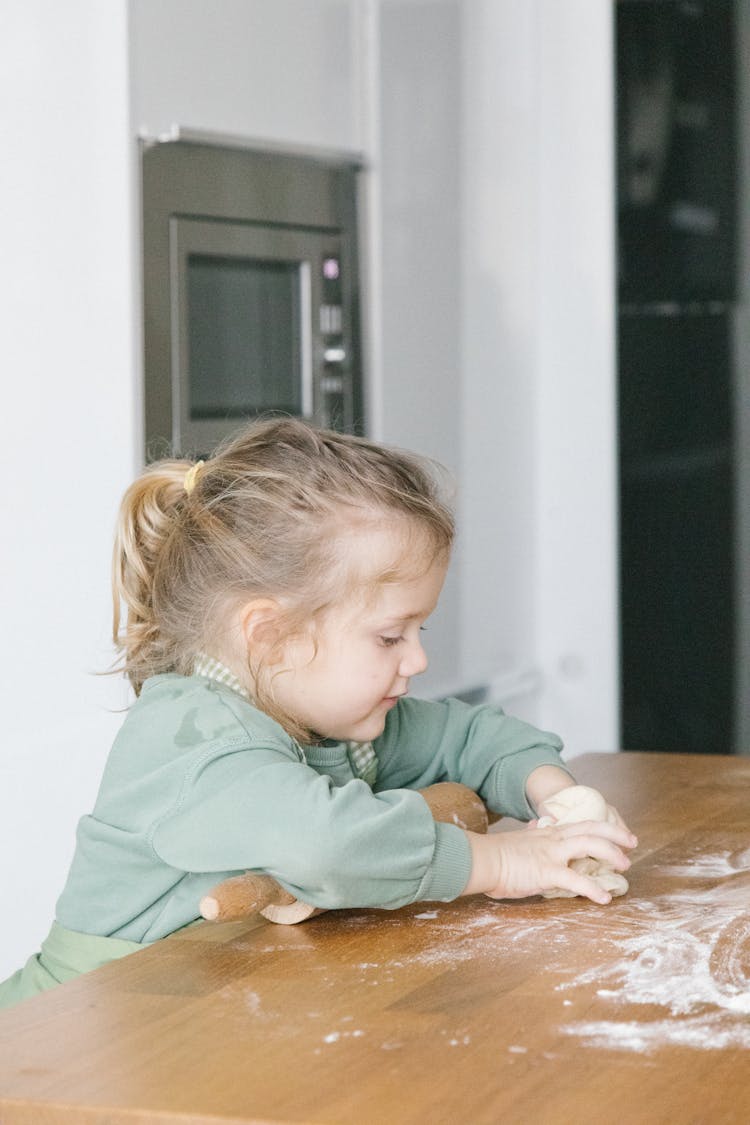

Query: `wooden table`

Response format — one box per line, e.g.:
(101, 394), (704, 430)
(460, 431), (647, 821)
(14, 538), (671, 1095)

(2, 752), (750, 1124)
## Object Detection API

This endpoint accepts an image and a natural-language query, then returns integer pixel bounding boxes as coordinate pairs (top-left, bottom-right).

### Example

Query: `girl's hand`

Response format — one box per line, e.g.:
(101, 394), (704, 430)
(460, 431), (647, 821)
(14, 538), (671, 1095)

(536, 786), (635, 840)
(527, 768), (636, 840)
(461, 819), (637, 905)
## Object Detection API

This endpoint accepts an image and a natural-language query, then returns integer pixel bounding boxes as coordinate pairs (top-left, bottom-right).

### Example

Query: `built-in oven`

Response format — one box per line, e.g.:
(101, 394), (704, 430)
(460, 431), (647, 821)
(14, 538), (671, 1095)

(141, 131), (364, 458)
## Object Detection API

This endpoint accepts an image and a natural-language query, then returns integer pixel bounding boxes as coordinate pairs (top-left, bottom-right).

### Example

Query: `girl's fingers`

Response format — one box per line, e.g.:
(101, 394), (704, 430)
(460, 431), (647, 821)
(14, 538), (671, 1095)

(554, 867), (614, 905)
(561, 833), (632, 872)
(553, 819), (638, 850)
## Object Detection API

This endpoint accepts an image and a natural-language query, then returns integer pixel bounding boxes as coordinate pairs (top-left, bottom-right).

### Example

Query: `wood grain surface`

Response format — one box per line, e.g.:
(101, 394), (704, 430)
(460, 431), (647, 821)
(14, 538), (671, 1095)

(1, 751), (750, 1124)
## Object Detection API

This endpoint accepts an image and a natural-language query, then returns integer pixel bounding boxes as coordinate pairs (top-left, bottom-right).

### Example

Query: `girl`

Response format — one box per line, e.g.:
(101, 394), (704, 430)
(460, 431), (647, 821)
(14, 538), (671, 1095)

(0, 417), (636, 1008)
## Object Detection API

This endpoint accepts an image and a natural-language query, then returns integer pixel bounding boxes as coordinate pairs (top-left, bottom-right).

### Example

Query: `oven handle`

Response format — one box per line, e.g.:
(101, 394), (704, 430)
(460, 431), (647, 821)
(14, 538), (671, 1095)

(299, 260), (313, 418)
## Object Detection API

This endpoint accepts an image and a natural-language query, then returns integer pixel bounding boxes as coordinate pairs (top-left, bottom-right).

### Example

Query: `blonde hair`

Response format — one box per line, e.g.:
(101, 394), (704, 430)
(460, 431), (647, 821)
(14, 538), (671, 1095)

(112, 417), (454, 738)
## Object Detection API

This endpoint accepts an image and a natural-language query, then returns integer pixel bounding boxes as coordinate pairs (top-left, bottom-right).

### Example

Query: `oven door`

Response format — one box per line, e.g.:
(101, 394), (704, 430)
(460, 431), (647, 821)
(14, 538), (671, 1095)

(170, 217), (345, 455)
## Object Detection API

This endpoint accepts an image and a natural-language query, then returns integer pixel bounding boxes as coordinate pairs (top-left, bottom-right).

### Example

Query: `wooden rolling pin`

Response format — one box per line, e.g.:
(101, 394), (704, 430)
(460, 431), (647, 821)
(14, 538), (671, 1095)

(200, 781), (497, 925)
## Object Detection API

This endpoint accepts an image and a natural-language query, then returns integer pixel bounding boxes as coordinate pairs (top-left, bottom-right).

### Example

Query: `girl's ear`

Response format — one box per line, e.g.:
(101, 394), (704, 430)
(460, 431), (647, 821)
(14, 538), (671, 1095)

(238, 598), (285, 657)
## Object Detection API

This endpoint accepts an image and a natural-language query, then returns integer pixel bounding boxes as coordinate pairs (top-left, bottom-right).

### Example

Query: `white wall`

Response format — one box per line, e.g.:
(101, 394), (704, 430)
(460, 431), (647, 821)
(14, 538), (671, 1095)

(373, 0), (464, 695)
(129, 0), (360, 150)
(460, 1), (618, 756)
(460, 3), (540, 709)
(0, 1), (136, 978)
(534, 2), (618, 754)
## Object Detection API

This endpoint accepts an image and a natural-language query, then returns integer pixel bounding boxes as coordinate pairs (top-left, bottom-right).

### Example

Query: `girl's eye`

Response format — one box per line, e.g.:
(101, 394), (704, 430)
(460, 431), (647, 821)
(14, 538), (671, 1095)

(379, 635), (403, 648)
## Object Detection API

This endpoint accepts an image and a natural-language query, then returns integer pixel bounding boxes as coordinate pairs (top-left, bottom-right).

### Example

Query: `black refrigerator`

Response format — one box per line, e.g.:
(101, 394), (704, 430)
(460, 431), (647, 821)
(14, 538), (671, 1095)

(617, 0), (737, 753)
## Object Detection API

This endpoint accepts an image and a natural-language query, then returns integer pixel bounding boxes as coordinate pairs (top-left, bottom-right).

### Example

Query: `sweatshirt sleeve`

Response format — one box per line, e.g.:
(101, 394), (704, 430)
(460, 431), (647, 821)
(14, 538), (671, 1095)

(373, 696), (573, 820)
(150, 744), (472, 910)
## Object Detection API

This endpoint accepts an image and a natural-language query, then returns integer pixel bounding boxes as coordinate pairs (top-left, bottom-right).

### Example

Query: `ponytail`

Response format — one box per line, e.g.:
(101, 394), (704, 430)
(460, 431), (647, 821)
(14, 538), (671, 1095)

(112, 461), (192, 694)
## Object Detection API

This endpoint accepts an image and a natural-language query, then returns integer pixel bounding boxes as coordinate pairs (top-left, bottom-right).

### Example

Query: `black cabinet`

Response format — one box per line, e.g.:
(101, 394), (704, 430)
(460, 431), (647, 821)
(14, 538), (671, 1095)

(619, 310), (734, 752)
(617, 0), (736, 303)
(617, 0), (737, 753)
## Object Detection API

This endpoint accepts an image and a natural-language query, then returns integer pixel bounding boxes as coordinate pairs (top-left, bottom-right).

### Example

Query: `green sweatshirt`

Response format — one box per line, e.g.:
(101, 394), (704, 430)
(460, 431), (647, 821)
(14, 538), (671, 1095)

(1, 673), (568, 1006)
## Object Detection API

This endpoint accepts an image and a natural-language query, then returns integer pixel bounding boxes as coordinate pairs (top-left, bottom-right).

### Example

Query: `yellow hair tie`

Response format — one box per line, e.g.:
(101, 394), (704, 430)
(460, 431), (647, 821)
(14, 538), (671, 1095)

(183, 460), (205, 496)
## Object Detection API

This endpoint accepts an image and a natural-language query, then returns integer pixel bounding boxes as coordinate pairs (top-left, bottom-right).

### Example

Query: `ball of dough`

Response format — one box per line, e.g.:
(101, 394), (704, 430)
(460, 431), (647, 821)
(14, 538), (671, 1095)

(537, 784), (629, 900)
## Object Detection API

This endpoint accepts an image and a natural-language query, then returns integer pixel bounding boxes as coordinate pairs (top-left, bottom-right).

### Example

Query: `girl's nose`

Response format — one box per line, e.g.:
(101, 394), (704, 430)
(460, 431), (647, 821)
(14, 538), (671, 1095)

(399, 636), (428, 678)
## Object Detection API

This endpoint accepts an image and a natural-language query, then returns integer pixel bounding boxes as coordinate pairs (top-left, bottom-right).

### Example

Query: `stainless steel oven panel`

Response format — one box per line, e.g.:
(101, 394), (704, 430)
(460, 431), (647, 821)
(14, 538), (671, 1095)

(170, 218), (345, 454)
(141, 138), (364, 459)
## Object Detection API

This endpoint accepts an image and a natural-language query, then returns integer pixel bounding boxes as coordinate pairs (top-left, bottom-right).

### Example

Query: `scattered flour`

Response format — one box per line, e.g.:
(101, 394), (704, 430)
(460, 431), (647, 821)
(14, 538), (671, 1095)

(322, 1028), (365, 1044)
(559, 915), (750, 1015)
(558, 851), (750, 1053)
(562, 1013), (750, 1054)
(655, 847), (750, 880)
(243, 990), (262, 1016)
(223, 851), (750, 1059)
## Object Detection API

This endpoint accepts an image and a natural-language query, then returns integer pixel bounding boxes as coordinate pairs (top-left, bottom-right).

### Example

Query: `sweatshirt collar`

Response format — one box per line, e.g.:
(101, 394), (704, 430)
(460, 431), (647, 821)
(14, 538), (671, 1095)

(193, 653), (250, 700)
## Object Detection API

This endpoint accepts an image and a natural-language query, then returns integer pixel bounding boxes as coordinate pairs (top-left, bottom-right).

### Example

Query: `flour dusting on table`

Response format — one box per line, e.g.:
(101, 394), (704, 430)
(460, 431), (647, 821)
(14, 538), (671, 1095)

(218, 844), (750, 1058)
(558, 849), (750, 1053)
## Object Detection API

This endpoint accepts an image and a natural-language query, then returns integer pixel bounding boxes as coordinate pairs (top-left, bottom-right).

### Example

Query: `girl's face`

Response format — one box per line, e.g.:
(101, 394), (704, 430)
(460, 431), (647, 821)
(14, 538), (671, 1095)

(270, 527), (449, 743)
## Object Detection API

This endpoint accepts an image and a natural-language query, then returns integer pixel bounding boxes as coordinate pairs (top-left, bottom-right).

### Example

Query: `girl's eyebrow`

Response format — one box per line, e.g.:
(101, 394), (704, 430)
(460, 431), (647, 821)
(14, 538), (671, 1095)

(379, 609), (432, 626)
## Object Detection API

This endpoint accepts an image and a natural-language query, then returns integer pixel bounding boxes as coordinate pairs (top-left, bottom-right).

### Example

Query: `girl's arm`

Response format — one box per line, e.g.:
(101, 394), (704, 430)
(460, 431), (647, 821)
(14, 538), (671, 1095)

(375, 696), (574, 820)
(524, 763), (576, 813)
(151, 748), (474, 910)
(377, 700), (633, 838)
